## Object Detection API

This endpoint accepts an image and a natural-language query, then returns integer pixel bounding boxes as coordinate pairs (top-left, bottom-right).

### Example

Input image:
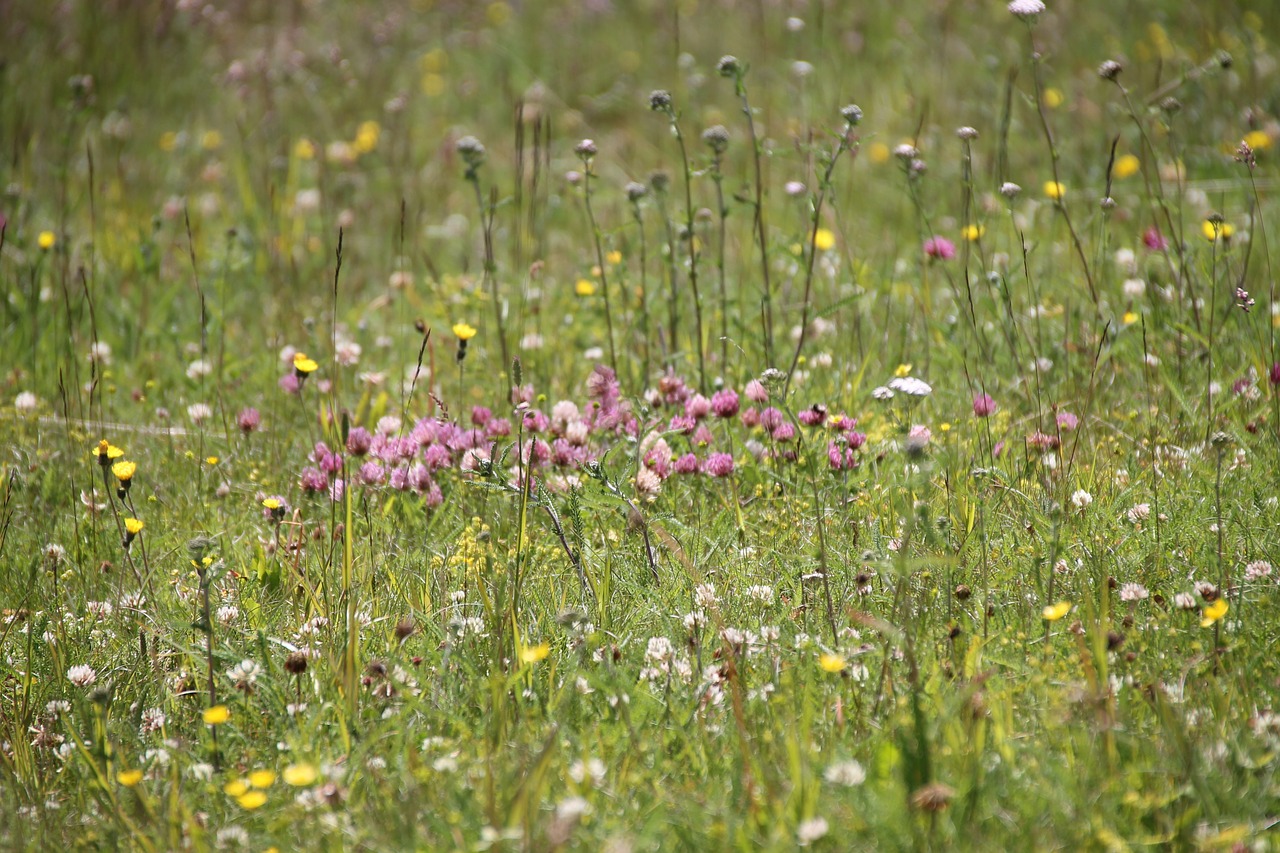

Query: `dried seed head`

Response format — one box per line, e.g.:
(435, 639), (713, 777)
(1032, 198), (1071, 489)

(701, 125), (730, 153)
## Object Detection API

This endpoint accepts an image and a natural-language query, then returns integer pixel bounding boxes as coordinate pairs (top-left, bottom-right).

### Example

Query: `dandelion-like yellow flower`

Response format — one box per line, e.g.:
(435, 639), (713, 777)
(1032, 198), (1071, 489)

(1201, 220), (1235, 242)
(818, 653), (847, 673)
(263, 498), (282, 511)
(248, 769), (277, 788)
(1122, 311), (1139, 325)
(1042, 601), (1072, 622)
(452, 323), (477, 341)
(224, 779), (249, 797)
(282, 762), (318, 787)
(205, 456), (219, 466)
(124, 518), (145, 536)
(236, 790), (268, 810)
(112, 461), (137, 482)
(1200, 598), (1228, 627)
(1043, 88), (1065, 109)
(117, 769), (144, 787)
(605, 250), (622, 265)
(1113, 154), (1140, 179)
(203, 705), (230, 726)
(293, 353), (319, 375)
(574, 278), (597, 297)
(894, 363), (913, 378)
(1243, 130), (1271, 151)
(1043, 181), (1066, 201)
(38, 231), (56, 251)
(961, 224), (985, 241)
(812, 228), (836, 252)
(519, 643), (550, 664)
(94, 440), (125, 465)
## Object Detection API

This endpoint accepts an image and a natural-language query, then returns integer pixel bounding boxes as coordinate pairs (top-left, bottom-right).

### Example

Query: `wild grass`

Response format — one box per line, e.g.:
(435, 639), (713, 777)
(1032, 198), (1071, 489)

(2, 1), (1280, 850)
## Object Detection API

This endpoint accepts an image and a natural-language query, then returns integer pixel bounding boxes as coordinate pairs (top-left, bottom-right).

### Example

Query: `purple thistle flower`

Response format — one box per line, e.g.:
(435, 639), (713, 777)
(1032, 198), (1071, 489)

(923, 236), (956, 260)
(237, 407), (261, 434)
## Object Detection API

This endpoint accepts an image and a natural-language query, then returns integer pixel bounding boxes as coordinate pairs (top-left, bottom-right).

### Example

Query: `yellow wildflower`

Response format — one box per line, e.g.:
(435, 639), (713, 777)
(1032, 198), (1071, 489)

(1201, 598), (1228, 627)
(519, 643), (550, 664)
(282, 762), (318, 787)
(293, 352), (319, 375)
(1113, 154), (1140, 179)
(224, 779), (249, 797)
(818, 653), (846, 673)
(1042, 601), (1071, 621)
(574, 278), (597, 297)
(248, 769), (276, 788)
(961, 224), (985, 241)
(1043, 181), (1066, 201)
(112, 461), (137, 482)
(38, 231), (56, 250)
(117, 769), (144, 787)
(1201, 220), (1234, 242)
(812, 228), (836, 252)
(124, 518), (144, 536)
(203, 705), (230, 726)
(236, 791), (267, 810)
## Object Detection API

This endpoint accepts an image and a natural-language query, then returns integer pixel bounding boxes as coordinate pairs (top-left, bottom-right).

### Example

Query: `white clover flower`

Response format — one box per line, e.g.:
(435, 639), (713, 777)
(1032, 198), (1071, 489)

(797, 817), (829, 845)
(67, 664), (97, 687)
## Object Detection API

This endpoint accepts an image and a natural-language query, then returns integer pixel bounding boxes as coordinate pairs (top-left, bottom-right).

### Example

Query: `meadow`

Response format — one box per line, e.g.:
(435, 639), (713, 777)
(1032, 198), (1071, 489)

(3, 0), (1280, 849)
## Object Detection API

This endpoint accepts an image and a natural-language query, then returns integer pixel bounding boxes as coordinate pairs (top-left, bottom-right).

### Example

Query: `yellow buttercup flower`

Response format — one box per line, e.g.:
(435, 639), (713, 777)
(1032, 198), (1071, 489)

(818, 653), (846, 673)
(203, 705), (230, 726)
(961, 224), (985, 241)
(894, 363), (913, 378)
(452, 322), (477, 341)
(605, 250), (622, 265)
(574, 278), (597, 297)
(1201, 598), (1228, 627)
(117, 769), (144, 787)
(1042, 601), (1072, 621)
(1043, 181), (1066, 201)
(282, 762), (318, 786)
(812, 228), (836, 252)
(224, 779), (249, 797)
(1043, 88), (1065, 109)
(38, 231), (56, 250)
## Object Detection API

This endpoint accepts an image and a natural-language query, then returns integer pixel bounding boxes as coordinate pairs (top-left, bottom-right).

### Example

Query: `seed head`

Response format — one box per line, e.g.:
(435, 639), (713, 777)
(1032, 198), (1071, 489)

(625, 181), (648, 202)
(701, 125), (730, 153)
(1097, 60), (1123, 81)
(648, 89), (672, 112)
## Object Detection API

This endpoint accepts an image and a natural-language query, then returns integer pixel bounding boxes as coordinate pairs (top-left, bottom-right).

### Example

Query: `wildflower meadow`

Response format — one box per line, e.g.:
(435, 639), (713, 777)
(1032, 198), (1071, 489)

(4, 0), (1280, 849)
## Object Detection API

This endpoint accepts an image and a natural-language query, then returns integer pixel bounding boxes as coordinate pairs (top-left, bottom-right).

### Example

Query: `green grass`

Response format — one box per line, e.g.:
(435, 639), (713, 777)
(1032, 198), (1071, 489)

(3, 1), (1280, 849)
